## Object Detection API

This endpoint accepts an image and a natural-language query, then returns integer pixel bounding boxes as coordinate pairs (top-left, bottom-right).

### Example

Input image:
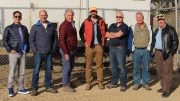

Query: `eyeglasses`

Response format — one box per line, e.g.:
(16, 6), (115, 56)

(157, 15), (164, 18)
(14, 16), (21, 19)
(116, 16), (123, 18)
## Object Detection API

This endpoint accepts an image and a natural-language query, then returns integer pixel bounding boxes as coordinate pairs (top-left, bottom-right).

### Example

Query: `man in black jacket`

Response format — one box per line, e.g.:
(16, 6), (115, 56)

(151, 14), (179, 98)
(3, 11), (30, 97)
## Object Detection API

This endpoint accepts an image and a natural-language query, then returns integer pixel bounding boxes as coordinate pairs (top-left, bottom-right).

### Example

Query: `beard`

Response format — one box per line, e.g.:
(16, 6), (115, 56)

(91, 14), (97, 18)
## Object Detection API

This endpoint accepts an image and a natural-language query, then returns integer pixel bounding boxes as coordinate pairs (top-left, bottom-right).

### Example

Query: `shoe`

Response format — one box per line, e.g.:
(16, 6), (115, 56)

(85, 83), (92, 90)
(157, 88), (163, 93)
(46, 87), (58, 93)
(143, 85), (152, 91)
(133, 85), (140, 90)
(18, 89), (30, 94)
(63, 85), (76, 93)
(8, 88), (14, 97)
(31, 89), (38, 96)
(161, 92), (170, 98)
(70, 83), (77, 88)
(106, 84), (118, 89)
(98, 82), (105, 89)
(120, 87), (127, 92)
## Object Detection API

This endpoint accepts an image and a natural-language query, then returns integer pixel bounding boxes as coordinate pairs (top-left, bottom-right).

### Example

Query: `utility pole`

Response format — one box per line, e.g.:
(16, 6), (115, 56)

(86, 0), (89, 17)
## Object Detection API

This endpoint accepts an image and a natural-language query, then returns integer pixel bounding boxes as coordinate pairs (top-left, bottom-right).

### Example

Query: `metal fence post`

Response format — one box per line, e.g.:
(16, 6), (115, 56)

(175, 0), (179, 71)
(102, 9), (105, 20)
(86, 0), (89, 17)
(0, 7), (5, 39)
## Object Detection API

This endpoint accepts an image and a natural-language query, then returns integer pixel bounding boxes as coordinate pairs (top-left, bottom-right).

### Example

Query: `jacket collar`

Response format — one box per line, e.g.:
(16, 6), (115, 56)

(64, 19), (75, 24)
(35, 20), (52, 26)
(12, 23), (22, 27)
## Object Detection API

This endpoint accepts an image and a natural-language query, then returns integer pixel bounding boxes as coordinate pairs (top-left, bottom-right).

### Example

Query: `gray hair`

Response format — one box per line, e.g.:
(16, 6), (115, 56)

(116, 11), (124, 17)
(136, 11), (144, 19)
(39, 9), (48, 15)
(64, 9), (74, 17)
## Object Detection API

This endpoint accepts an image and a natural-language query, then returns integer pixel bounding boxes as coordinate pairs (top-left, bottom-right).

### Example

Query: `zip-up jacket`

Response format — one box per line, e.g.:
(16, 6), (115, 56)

(3, 23), (29, 53)
(29, 20), (56, 54)
(59, 20), (77, 54)
(79, 15), (106, 47)
(151, 24), (179, 60)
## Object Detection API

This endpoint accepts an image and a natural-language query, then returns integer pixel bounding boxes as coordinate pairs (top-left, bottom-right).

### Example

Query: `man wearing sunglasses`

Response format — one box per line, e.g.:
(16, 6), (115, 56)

(79, 7), (106, 90)
(105, 11), (128, 92)
(151, 14), (179, 98)
(3, 11), (30, 97)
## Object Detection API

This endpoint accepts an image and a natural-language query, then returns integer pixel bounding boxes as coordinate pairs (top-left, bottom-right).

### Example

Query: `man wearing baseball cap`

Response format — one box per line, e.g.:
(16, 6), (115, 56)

(79, 6), (106, 90)
(151, 14), (179, 98)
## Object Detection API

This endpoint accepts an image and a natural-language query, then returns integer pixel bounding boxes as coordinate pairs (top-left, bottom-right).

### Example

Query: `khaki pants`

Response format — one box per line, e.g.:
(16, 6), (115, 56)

(85, 45), (103, 83)
(8, 53), (26, 90)
(155, 50), (173, 92)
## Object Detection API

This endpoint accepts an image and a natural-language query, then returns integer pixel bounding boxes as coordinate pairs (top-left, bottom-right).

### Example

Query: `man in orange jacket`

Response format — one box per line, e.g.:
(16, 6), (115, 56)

(79, 7), (106, 90)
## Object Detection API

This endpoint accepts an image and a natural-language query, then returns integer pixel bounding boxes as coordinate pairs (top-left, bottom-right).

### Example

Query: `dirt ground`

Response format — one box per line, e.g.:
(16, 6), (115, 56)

(0, 65), (180, 101)
(1, 49), (180, 101)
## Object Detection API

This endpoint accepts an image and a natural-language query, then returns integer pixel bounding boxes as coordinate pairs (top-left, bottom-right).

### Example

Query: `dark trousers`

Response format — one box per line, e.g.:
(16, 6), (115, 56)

(155, 50), (173, 92)
(109, 47), (127, 87)
(32, 52), (52, 90)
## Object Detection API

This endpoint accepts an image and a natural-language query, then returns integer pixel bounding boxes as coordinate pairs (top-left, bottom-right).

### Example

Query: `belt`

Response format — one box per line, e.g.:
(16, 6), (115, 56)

(156, 49), (162, 52)
(135, 47), (147, 49)
(110, 45), (124, 48)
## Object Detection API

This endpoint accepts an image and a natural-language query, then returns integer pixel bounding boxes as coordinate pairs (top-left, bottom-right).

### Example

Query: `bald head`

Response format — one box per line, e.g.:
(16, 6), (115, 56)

(39, 10), (48, 23)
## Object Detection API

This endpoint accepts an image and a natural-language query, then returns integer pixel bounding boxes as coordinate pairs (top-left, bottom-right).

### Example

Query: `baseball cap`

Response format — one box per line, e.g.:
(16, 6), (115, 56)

(157, 14), (165, 21)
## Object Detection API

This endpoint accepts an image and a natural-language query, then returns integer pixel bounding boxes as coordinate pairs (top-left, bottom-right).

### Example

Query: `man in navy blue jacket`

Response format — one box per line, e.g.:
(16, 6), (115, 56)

(29, 10), (57, 96)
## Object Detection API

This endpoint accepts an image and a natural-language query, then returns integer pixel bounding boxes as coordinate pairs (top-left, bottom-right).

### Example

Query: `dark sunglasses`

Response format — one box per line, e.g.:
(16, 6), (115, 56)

(157, 15), (164, 18)
(116, 16), (123, 18)
(14, 16), (21, 18)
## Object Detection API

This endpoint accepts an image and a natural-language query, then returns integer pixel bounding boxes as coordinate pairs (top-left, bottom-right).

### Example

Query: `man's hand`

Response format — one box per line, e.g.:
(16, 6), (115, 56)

(111, 31), (123, 38)
(85, 43), (88, 47)
(105, 32), (112, 38)
(10, 50), (17, 54)
(64, 54), (70, 61)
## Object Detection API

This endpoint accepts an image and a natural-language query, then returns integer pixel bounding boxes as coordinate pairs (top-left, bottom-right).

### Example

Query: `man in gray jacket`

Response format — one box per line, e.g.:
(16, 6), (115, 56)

(29, 10), (57, 96)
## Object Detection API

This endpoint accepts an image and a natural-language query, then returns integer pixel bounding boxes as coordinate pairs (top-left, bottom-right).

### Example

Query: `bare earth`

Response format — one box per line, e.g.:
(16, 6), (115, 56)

(0, 66), (180, 101)
(0, 49), (180, 101)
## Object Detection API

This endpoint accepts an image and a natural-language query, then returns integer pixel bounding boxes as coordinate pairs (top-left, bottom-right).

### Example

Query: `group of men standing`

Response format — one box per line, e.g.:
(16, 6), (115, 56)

(3, 6), (179, 98)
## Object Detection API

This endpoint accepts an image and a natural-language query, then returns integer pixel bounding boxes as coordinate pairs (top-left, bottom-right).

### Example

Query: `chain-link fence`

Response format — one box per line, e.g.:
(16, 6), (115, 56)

(0, 0), (179, 89)
(151, 0), (180, 71)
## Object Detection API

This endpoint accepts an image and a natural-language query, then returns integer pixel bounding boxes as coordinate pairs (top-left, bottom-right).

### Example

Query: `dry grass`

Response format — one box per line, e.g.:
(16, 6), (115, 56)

(1, 49), (180, 101)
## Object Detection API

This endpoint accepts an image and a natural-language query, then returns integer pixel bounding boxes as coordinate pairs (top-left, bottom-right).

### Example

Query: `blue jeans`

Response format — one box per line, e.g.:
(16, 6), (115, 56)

(109, 47), (127, 87)
(60, 49), (75, 86)
(32, 52), (52, 90)
(133, 49), (150, 85)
